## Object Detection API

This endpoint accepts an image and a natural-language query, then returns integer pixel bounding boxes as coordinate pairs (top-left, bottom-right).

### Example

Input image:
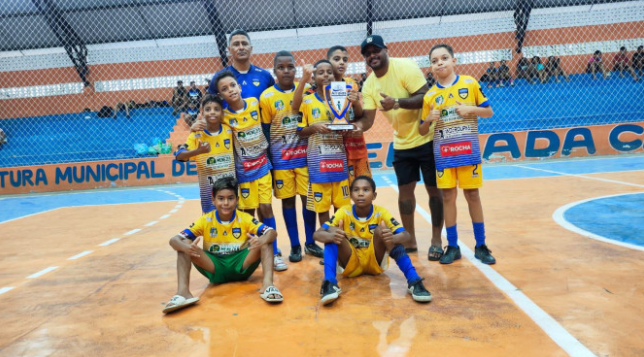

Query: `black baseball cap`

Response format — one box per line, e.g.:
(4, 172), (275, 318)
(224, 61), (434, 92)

(361, 35), (387, 55)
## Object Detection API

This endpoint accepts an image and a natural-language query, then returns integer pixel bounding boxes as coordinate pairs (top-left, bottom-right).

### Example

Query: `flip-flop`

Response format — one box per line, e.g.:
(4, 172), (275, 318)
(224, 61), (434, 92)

(260, 286), (284, 303)
(427, 245), (443, 261)
(162, 295), (200, 314)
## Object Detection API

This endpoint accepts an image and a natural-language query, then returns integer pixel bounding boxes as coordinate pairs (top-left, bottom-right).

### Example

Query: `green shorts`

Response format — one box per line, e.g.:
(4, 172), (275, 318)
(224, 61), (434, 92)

(194, 249), (260, 284)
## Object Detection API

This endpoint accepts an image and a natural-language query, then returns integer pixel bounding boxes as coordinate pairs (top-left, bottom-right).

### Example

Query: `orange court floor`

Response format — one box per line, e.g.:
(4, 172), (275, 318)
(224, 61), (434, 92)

(0, 155), (643, 357)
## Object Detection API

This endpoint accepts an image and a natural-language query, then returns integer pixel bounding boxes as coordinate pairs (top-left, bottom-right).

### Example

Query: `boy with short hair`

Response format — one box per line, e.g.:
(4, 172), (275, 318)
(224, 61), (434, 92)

(327, 45), (371, 185)
(296, 60), (353, 225)
(259, 51), (323, 262)
(163, 177), (283, 313)
(175, 95), (235, 214)
(313, 175), (432, 305)
(212, 71), (288, 271)
(419, 44), (496, 265)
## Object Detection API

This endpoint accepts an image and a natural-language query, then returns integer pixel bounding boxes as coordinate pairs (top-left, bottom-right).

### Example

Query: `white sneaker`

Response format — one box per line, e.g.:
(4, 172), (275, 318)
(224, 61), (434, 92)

(273, 254), (288, 271)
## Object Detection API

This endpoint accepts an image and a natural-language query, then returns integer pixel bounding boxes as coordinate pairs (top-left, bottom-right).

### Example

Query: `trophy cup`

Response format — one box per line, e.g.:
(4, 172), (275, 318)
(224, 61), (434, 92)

(323, 81), (355, 131)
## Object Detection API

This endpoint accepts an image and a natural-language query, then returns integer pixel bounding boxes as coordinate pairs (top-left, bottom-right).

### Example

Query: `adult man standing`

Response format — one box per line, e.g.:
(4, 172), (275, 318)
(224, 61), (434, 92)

(356, 35), (444, 260)
(207, 29), (275, 101)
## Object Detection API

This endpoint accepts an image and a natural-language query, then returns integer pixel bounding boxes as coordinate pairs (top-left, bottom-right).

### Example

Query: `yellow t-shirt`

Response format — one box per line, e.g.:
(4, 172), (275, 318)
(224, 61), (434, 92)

(362, 57), (433, 149)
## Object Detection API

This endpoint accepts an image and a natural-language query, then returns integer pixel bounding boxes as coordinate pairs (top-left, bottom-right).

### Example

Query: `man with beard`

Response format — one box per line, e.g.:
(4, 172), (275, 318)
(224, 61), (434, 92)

(354, 35), (444, 261)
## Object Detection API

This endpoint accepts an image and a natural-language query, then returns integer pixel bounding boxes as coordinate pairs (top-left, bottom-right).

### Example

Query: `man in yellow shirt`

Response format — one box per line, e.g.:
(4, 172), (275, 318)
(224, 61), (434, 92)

(356, 35), (444, 261)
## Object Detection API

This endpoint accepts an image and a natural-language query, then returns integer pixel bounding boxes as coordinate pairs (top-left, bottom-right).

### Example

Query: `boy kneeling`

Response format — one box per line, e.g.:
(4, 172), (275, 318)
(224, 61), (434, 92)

(164, 177), (283, 313)
(314, 176), (432, 305)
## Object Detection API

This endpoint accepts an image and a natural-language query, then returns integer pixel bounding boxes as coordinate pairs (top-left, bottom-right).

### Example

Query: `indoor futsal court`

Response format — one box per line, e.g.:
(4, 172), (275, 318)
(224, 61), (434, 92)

(1, 155), (643, 357)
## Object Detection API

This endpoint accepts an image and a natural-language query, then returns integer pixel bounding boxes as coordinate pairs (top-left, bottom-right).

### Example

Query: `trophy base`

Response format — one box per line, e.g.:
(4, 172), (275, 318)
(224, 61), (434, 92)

(327, 123), (355, 131)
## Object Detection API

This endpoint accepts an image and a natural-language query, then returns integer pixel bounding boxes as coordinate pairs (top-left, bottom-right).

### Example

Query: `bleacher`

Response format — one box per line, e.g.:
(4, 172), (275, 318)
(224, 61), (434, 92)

(0, 107), (177, 168)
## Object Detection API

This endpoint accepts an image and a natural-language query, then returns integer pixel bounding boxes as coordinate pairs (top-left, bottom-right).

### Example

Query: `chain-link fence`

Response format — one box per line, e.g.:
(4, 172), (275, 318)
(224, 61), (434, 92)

(1, 0), (643, 170)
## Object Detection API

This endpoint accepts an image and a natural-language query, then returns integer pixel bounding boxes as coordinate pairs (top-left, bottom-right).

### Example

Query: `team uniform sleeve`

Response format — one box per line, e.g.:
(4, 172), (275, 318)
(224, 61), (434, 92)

(259, 92), (273, 125)
(402, 60), (429, 94)
(175, 132), (198, 160)
(472, 79), (490, 108)
(179, 215), (206, 241)
(297, 101), (310, 130)
(322, 209), (347, 230)
(246, 214), (271, 236)
(381, 209), (405, 235)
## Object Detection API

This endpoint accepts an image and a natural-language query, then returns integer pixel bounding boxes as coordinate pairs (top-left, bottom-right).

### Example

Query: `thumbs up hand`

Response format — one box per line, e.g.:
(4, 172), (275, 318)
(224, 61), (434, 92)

(333, 220), (347, 244)
(454, 100), (474, 117)
(425, 102), (441, 123)
(379, 220), (393, 244)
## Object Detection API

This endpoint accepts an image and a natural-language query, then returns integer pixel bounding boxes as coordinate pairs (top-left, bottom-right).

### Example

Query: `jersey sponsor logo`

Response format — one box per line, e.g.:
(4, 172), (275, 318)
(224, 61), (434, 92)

(223, 230), (228, 236)
(206, 155), (233, 169)
(312, 108), (321, 118)
(275, 179), (284, 189)
(207, 172), (235, 186)
(242, 154), (268, 171)
(224, 138), (231, 149)
(229, 118), (239, 127)
(237, 126), (262, 142)
(318, 144), (344, 155)
(435, 95), (444, 105)
(232, 227), (242, 238)
(479, 87), (486, 97)
(390, 217), (400, 226)
(441, 107), (461, 123)
(241, 188), (250, 198)
(304, 99), (312, 104)
(464, 78), (473, 83)
(440, 141), (473, 157)
(215, 142), (220, 148)
(350, 222), (356, 231)
(281, 145), (307, 160)
(252, 218), (260, 225)
(349, 237), (370, 248)
(275, 100), (285, 110)
(194, 133), (202, 138)
(239, 143), (265, 157)
(448, 93), (454, 99)
(250, 100), (258, 106)
(264, 91), (274, 98)
(314, 192), (323, 202)
(243, 117), (248, 122)
(281, 115), (299, 129)
(251, 111), (259, 121)
(459, 88), (469, 99)
(438, 124), (472, 140)
(320, 159), (344, 172)
(209, 243), (240, 255)
(210, 227), (218, 237)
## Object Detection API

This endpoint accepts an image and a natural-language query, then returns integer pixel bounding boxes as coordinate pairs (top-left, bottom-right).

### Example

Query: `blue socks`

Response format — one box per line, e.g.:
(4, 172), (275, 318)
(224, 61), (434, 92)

(473, 222), (486, 247)
(282, 207), (300, 247)
(446, 224), (458, 247)
(390, 244), (420, 284)
(324, 243), (338, 284)
(262, 216), (280, 255)
(303, 208), (317, 245)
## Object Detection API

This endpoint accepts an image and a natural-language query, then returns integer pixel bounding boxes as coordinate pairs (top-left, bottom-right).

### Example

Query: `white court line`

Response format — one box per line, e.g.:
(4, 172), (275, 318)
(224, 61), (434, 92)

(67, 250), (93, 260)
(0, 287), (15, 295)
(553, 192), (644, 253)
(0, 208), (61, 225)
(382, 176), (596, 357)
(99, 238), (120, 246)
(515, 165), (644, 188)
(26, 266), (59, 279)
(144, 221), (158, 227)
(159, 214), (171, 220)
(124, 228), (141, 236)
(170, 209), (179, 213)
(175, 205), (183, 209)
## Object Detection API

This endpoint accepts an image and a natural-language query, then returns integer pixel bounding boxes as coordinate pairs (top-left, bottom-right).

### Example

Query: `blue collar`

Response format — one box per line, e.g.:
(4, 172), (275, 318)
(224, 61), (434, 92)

(436, 75), (460, 89)
(274, 84), (295, 93)
(228, 99), (247, 114)
(215, 209), (236, 224)
(203, 125), (222, 136)
(352, 204), (374, 220)
(228, 64), (255, 75)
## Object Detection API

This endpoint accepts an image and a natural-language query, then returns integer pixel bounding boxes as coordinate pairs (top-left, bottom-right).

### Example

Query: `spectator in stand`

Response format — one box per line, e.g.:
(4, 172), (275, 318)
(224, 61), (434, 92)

(480, 61), (498, 88)
(531, 56), (547, 83)
(203, 78), (211, 94)
(181, 100), (200, 126)
(613, 46), (639, 81)
(113, 101), (131, 118)
(425, 71), (436, 88)
(633, 45), (644, 77)
(0, 127), (7, 147)
(187, 81), (203, 105)
(588, 50), (609, 80)
(497, 59), (514, 86)
(172, 80), (188, 115)
(545, 56), (570, 82)
(516, 57), (535, 84)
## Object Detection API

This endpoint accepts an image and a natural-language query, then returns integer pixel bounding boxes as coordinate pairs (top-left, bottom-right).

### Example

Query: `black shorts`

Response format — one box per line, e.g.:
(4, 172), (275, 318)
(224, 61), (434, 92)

(392, 140), (437, 187)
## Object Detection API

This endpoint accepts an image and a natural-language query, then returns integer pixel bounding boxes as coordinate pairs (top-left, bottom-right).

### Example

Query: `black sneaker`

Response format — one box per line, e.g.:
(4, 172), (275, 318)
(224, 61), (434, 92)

(305, 243), (324, 258)
(474, 244), (496, 264)
(320, 280), (341, 305)
(439, 246), (461, 264)
(408, 278), (432, 303)
(289, 245), (302, 263)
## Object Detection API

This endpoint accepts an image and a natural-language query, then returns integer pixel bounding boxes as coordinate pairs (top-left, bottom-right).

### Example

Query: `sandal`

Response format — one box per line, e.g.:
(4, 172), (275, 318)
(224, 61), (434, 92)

(427, 245), (443, 261)
(260, 286), (284, 303)
(162, 295), (199, 314)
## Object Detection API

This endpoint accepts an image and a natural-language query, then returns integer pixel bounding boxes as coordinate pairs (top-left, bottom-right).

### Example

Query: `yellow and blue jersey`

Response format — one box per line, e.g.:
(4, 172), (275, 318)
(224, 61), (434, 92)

(322, 204), (405, 249)
(298, 93), (348, 184)
(223, 98), (272, 183)
(422, 75), (490, 171)
(180, 209), (271, 256)
(259, 83), (308, 170)
(175, 126), (235, 213)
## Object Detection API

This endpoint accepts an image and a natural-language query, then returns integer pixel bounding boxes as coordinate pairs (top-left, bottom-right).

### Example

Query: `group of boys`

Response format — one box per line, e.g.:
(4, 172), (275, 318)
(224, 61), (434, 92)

(163, 30), (494, 312)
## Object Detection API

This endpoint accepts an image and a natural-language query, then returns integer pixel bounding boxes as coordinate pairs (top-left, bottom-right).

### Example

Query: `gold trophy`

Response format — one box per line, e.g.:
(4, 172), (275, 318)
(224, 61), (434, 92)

(323, 81), (355, 130)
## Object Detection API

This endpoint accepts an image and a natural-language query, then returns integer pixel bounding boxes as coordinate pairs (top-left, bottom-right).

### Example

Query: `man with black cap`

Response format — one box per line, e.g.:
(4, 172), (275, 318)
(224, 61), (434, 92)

(354, 35), (444, 261)
(207, 29), (275, 101)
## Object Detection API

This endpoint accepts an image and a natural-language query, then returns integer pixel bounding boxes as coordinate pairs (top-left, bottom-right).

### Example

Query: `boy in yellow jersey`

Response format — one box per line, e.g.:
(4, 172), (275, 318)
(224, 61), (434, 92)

(164, 177), (282, 313)
(313, 176), (431, 305)
(327, 45), (371, 185)
(259, 51), (323, 263)
(212, 71), (288, 271)
(175, 95), (235, 214)
(419, 44), (496, 265)
(296, 60), (354, 225)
